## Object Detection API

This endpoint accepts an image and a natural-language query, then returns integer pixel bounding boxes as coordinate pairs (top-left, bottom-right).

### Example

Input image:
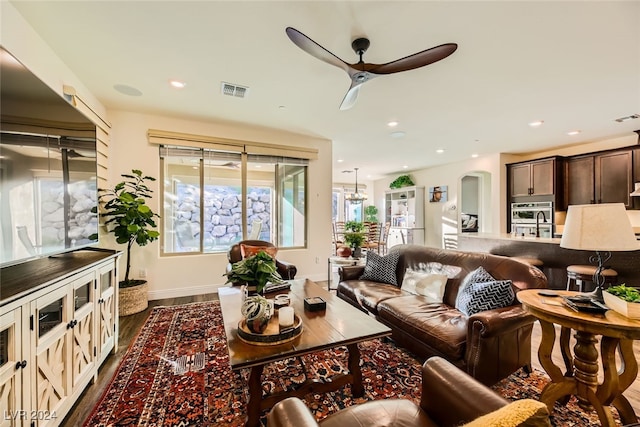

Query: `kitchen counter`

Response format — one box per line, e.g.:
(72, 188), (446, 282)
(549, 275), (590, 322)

(457, 233), (640, 290)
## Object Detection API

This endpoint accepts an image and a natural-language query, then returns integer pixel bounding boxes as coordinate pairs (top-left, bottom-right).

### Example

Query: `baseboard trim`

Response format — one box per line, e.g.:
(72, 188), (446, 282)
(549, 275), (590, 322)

(148, 284), (223, 300)
(147, 274), (328, 300)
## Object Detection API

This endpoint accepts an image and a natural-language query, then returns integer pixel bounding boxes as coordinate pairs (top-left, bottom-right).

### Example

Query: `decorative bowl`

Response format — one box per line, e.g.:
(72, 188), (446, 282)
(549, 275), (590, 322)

(603, 292), (640, 319)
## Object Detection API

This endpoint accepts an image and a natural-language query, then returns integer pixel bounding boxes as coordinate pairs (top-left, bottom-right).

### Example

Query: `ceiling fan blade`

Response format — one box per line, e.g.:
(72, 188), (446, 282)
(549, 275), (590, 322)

(339, 82), (363, 111)
(369, 43), (458, 75)
(286, 27), (351, 73)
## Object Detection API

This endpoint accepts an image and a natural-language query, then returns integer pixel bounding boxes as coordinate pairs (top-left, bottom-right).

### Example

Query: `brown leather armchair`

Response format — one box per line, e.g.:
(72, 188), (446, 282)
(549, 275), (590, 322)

(227, 240), (297, 280)
(267, 356), (550, 427)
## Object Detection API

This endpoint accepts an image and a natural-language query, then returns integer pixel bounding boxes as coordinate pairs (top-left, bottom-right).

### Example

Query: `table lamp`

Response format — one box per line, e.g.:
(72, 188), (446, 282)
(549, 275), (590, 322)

(560, 203), (638, 301)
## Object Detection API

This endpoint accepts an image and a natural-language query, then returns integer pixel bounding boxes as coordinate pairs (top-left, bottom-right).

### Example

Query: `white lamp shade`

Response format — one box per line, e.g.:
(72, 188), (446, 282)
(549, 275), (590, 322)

(560, 203), (639, 251)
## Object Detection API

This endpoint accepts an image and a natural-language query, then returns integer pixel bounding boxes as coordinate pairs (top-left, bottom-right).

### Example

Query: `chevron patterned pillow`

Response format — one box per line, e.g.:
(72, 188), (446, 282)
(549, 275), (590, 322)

(359, 251), (401, 286)
(456, 280), (515, 316)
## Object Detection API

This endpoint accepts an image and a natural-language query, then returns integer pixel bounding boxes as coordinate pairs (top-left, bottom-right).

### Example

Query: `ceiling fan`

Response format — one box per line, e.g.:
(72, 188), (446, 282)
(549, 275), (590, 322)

(285, 27), (458, 110)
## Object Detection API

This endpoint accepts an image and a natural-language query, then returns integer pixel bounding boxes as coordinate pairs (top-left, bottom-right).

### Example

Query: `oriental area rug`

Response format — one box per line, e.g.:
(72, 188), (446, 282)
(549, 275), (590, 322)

(84, 301), (621, 427)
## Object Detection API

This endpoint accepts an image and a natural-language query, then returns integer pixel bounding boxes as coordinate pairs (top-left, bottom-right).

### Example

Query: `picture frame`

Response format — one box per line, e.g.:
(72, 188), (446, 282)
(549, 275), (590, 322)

(429, 185), (448, 203)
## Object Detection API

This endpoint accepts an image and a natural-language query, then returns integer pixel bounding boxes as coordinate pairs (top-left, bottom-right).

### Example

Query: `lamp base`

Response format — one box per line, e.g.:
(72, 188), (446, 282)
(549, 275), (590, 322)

(586, 286), (605, 303)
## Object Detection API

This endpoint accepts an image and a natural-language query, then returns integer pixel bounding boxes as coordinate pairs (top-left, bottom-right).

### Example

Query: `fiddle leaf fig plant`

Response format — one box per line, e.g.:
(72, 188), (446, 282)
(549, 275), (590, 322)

(90, 169), (160, 288)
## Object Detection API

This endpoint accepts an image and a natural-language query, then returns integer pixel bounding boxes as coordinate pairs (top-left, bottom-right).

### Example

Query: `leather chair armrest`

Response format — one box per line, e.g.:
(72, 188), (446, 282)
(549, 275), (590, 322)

(467, 305), (535, 339)
(276, 260), (297, 280)
(420, 357), (508, 426)
(267, 397), (319, 427)
(338, 265), (365, 281)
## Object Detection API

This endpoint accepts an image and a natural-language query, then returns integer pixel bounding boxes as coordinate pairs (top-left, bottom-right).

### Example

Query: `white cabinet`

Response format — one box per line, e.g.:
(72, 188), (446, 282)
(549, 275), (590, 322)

(0, 308), (26, 427)
(385, 186), (425, 247)
(0, 250), (119, 427)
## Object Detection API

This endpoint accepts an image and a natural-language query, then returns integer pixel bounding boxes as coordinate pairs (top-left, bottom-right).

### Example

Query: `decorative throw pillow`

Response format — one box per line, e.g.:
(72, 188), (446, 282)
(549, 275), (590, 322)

(359, 251), (400, 286)
(456, 279), (515, 316)
(240, 244), (278, 259)
(462, 399), (551, 427)
(401, 269), (448, 303)
(455, 266), (496, 307)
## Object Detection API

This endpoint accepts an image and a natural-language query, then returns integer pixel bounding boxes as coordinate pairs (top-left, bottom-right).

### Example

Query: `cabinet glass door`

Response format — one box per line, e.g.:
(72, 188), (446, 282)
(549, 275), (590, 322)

(0, 310), (22, 427)
(39, 298), (64, 338)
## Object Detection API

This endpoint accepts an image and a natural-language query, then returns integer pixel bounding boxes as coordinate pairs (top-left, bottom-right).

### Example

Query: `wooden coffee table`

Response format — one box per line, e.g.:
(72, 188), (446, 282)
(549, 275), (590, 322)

(218, 279), (392, 427)
(518, 289), (640, 426)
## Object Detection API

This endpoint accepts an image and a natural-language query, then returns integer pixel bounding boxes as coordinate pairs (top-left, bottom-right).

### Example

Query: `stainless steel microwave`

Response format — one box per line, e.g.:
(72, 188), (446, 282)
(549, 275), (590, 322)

(511, 201), (553, 224)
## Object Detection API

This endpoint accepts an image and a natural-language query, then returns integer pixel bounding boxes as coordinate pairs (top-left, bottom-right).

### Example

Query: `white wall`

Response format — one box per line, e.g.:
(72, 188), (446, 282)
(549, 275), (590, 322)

(374, 133), (639, 249)
(375, 153), (504, 248)
(2, 3), (334, 299)
(106, 111), (333, 298)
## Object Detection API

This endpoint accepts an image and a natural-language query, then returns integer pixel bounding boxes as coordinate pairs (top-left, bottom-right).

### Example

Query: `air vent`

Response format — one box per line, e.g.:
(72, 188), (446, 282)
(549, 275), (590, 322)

(614, 114), (639, 123)
(221, 82), (249, 98)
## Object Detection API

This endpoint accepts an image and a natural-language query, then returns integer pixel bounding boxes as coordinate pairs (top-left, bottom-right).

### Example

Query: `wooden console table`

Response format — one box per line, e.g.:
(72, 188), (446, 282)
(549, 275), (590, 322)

(518, 289), (640, 426)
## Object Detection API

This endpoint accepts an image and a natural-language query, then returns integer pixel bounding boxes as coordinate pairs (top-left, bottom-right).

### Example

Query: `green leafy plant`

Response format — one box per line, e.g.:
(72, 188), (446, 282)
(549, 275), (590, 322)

(224, 251), (284, 293)
(90, 169), (160, 288)
(606, 284), (640, 303)
(344, 220), (365, 248)
(364, 205), (379, 222)
(389, 174), (414, 189)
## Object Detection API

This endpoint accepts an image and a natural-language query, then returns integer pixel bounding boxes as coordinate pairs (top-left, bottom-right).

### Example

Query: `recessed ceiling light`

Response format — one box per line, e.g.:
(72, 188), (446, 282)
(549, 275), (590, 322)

(367, 175), (372, 178)
(169, 80), (186, 89)
(528, 120), (544, 127)
(387, 121), (399, 127)
(403, 165), (408, 169)
(255, 165), (262, 168)
(390, 131), (406, 138)
(471, 154), (479, 158)
(337, 159), (344, 163)
(567, 130), (581, 136)
(436, 149), (445, 154)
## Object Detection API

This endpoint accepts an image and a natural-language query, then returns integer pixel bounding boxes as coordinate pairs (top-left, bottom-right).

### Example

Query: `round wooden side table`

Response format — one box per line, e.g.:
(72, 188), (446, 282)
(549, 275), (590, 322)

(518, 289), (640, 426)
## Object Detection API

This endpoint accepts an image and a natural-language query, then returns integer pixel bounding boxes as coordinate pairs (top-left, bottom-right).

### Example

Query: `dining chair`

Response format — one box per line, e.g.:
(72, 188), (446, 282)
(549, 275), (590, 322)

(332, 221), (345, 254)
(363, 222), (381, 253)
(377, 222), (391, 255)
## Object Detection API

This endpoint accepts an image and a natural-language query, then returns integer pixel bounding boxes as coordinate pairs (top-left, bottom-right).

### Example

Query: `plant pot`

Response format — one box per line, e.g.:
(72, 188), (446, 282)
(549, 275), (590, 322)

(119, 280), (148, 316)
(352, 247), (362, 259)
(241, 295), (273, 334)
(603, 292), (640, 319)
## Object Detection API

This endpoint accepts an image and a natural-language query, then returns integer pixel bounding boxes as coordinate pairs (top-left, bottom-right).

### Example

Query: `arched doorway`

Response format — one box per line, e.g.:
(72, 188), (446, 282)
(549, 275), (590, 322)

(459, 171), (491, 234)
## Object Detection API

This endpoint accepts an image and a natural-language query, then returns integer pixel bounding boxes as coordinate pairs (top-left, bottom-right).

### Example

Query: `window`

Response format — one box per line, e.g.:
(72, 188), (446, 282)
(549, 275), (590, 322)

(160, 146), (307, 254)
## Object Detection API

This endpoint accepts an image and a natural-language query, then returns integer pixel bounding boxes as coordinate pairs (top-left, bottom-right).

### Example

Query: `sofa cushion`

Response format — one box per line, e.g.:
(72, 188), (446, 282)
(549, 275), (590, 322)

(360, 251), (401, 286)
(338, 281), (405, 314)
(401, 269), (448, 303)
(377, 296), (468, 360)
(462, 399), (551, 427)
(454, 266), (496, 306)
(240, 244), (278, 259)
(456, 280), (515, 316)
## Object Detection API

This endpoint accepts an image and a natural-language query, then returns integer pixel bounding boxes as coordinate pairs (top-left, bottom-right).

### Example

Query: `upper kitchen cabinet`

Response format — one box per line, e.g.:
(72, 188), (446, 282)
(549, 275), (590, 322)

(508, 157), (563, 201)
(565, 149), (633, 208)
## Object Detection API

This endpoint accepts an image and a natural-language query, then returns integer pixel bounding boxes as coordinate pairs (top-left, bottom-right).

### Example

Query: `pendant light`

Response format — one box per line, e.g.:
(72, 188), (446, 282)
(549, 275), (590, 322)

(345, 168), (368, 204)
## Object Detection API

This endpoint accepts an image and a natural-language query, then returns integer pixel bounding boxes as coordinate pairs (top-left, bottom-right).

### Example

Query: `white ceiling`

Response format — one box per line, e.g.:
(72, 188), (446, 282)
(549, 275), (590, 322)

(9, 1), (640, 182)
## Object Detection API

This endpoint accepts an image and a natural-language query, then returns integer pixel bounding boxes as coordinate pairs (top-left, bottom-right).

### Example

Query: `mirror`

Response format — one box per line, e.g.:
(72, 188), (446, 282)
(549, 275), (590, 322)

(1, 47), (99, 267)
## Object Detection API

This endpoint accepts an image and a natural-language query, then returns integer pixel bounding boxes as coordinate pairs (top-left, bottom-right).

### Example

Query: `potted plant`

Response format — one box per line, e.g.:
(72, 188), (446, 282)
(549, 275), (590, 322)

(224, 250), (285, 294)
(344, 220), (366, 258)
(240, 295), (273, 334)
(364, 205), (379, 223)
(603, 284), (640, 319)
(91, 169), (160, 316)
(389, 174), (415, 189)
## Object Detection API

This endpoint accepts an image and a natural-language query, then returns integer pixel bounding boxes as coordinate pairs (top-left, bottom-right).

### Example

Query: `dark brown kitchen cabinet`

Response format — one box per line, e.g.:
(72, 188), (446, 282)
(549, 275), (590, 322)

(509, 158), (556, 197)
(565, 149), (633, 208)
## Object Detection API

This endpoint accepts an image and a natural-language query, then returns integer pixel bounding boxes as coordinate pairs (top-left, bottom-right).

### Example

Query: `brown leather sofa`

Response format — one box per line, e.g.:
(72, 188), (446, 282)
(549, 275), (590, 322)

(227, 240), (297, 280)
(267, 356), (550, 427)
(337, 245), (548, 385)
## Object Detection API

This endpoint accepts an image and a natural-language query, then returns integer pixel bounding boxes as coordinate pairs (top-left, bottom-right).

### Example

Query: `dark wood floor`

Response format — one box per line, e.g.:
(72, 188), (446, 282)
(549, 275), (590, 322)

(60, 287), (640, 426)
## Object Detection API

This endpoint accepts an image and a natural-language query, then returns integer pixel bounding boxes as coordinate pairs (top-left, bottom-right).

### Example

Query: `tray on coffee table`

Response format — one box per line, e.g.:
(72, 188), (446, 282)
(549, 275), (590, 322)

(237, 313), (302, 346)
